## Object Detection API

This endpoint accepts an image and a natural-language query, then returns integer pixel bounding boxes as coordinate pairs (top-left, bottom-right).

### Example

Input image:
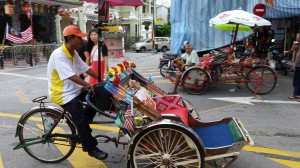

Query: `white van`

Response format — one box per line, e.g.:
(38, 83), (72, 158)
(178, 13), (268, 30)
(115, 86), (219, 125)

(132, 37), (170, 52)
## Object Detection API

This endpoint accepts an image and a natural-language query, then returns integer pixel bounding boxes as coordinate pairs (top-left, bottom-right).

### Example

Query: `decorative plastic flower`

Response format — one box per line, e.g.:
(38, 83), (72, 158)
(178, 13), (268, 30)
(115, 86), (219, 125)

(122, 61), (129, 69)
(117, 63), (125, 71)
(108, 67), (116, 76)
(115, 65), (121, 75)
(130, 62), (136, 68)
(113, 75), (120, 85)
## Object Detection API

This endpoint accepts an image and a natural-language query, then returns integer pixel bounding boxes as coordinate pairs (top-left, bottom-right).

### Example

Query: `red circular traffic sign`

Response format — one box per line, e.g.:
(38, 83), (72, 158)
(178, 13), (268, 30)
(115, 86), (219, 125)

(253, 3), (266, 17)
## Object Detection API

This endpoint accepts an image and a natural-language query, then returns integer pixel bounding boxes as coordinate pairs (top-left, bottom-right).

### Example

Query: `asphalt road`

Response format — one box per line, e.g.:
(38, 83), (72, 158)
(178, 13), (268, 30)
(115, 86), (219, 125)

(0, 52), (299, 168)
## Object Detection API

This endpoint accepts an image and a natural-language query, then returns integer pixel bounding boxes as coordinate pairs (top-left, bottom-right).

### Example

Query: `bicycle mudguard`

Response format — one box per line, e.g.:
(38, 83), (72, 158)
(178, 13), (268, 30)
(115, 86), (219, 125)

(127, 119), (206, 156)
(181, 66), (212, 83)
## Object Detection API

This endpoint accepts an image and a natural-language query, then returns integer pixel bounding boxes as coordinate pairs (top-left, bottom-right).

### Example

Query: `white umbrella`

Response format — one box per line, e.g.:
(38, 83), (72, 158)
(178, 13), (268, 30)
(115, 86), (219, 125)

(209, 9), (271, 47)
(209, 9), (271, 27)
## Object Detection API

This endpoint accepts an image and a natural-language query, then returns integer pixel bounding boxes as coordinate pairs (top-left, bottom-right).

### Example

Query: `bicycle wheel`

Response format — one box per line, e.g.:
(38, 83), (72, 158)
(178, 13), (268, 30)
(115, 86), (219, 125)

(182, 67), (210, 95)
(246, 65), (277, 95)
(160, 63), (168, 77)
(18, 108), (77, 163)
(130, 124), (205, 168)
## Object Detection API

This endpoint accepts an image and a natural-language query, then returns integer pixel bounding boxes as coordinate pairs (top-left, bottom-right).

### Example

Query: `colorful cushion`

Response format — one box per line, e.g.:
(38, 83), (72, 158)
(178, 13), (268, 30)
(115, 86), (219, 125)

(152, 95), (184, 113)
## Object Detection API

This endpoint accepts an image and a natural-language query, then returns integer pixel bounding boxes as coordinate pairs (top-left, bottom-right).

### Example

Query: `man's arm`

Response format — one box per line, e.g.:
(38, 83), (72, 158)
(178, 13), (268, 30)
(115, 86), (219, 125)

(86, 68), (99, 80)
(172, 54), (184, 65)
(68, 75), (93, 91)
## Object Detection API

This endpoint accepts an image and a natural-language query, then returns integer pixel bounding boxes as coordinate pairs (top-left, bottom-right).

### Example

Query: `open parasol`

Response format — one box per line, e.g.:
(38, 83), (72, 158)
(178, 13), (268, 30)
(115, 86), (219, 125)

(80, 0), (144, 82)
(209, 9), (271, 47)
(214, 23), (252, 44)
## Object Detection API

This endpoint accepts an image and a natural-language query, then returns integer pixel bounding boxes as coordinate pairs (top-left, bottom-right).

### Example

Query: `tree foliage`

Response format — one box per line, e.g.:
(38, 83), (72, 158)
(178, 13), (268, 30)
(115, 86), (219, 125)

(155, 24), (171, 37)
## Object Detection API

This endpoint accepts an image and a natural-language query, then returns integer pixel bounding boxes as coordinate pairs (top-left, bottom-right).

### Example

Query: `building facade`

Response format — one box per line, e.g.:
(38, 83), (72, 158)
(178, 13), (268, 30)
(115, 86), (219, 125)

(1, 0), (168, 45)
(0, 0), (83, 45)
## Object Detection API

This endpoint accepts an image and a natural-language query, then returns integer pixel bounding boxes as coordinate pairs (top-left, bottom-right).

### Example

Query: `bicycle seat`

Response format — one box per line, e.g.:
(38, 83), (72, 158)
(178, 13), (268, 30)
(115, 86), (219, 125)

(32, 96), (47, 103)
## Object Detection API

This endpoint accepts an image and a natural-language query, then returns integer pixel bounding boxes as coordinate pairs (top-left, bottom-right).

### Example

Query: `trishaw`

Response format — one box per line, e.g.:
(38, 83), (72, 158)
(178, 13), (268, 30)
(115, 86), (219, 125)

(14, 61), (253, 168)
(166, 50), (277, 95)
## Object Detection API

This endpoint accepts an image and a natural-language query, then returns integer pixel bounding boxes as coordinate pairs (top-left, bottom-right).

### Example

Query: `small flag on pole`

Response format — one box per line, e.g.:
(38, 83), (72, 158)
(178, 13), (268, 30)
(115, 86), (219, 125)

(123, 101), (134, 132)
(5, 24), (33, 43)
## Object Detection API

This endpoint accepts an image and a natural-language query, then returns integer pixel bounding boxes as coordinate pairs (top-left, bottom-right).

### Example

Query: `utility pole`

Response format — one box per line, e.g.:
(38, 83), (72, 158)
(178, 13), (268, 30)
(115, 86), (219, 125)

(152, 0), (156, 50)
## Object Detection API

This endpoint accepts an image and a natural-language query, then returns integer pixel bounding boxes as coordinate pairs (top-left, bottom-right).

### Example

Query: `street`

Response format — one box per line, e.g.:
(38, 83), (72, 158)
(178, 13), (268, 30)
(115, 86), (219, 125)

(0, 52), (300, 168)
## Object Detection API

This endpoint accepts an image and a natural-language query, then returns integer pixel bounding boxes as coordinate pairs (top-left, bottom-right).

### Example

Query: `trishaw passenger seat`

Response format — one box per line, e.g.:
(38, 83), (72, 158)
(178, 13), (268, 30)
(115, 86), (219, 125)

(160, 108), (189, 126)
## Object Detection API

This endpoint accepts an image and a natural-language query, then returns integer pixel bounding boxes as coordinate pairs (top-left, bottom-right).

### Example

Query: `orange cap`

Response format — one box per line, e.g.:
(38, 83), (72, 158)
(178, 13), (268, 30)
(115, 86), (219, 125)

(63, 25), (87, 37)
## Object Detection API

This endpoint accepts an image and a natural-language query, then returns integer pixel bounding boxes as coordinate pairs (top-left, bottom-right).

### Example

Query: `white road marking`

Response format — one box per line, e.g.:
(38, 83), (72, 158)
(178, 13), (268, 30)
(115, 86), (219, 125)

(209, 97), (300, 105)
(0, 72), (47, 80)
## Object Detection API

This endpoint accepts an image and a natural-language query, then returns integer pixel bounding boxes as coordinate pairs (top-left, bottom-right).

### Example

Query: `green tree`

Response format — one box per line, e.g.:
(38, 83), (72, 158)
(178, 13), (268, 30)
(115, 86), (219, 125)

(155, 24), (171, 37)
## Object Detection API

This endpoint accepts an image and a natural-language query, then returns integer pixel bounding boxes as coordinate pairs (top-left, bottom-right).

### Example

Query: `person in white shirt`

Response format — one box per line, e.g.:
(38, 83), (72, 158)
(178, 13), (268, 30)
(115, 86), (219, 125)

(170, 44), (199, 94)
(47, 25), (108, 160)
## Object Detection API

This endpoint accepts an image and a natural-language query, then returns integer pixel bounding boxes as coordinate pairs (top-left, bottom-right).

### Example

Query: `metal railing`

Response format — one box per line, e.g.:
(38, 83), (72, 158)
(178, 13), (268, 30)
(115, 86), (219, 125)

(1, 43), (62, 66)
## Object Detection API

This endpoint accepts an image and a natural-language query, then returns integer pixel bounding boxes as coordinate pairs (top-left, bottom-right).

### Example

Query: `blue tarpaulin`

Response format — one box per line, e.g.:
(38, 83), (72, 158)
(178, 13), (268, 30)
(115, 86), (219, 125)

(170, 0), (300, 54)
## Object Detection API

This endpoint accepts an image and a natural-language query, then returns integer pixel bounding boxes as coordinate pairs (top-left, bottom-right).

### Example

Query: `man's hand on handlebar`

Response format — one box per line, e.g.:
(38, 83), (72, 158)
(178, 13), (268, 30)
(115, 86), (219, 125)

(81, 84), (95, 93)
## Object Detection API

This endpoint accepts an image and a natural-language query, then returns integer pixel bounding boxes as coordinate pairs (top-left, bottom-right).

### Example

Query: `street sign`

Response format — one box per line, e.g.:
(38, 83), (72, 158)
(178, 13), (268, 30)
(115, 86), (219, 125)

(156, 18), (164, 26)
(156, 25), (164, 28)
(253, 3), (266, 17)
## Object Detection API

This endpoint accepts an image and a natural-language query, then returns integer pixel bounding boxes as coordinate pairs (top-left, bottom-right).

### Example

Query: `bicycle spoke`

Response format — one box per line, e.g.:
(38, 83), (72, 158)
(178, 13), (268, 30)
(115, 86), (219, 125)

(18, 109), (76, 163)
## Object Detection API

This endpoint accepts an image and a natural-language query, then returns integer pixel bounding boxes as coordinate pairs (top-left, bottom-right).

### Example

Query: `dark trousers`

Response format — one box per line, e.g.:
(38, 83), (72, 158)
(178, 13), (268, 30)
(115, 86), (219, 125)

(293, 67), (300, 96)
(61, 92), (97, 152)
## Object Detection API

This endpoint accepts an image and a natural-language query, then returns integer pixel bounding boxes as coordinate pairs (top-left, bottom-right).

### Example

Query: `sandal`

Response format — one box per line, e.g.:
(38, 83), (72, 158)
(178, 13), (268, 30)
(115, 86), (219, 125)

(288, 96), (300, 99)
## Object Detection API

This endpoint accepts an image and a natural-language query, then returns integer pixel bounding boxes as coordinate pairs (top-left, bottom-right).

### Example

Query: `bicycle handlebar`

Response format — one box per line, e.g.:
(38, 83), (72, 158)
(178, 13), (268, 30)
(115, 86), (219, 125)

(85, 91), (116, 120)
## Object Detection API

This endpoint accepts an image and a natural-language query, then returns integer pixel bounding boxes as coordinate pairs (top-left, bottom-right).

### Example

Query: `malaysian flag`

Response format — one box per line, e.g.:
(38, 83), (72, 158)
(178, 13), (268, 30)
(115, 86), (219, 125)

(5, 24), (33, 43)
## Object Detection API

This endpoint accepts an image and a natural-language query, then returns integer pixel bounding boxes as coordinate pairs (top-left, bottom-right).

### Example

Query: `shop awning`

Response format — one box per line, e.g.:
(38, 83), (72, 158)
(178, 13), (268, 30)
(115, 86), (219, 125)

(23, 0), (83, 8)
(247, 0), (300, 19)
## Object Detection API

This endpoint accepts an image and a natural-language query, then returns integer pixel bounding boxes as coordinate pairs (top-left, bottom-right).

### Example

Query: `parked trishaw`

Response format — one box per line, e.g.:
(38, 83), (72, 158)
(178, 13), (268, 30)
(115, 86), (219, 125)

(14, 61), (253, 168)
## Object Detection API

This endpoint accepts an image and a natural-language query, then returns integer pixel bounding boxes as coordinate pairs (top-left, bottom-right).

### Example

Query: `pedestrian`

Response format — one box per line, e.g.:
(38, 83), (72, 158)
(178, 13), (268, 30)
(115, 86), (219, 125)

(75, 40), (89, 80)
(86, 29), (108, 84)
(169, 43), (199, 94)
(47, 25), (108, 160)
(289, 33), (300, 102)
(291, 33), (300, 62)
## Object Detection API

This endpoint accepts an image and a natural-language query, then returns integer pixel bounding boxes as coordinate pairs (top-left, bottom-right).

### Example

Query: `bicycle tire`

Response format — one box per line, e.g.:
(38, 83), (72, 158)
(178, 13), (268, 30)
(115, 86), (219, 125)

(246, 65), (277, 95)
(182, 67), (210, 95)
(130, 124), (205, 168)
(18, 108), (77, 163)
(159, 63), (168, 77)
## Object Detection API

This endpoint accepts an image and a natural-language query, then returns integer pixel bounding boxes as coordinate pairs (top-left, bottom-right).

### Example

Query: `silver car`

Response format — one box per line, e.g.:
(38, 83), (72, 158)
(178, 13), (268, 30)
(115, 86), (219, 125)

(132, 37), (170, 52)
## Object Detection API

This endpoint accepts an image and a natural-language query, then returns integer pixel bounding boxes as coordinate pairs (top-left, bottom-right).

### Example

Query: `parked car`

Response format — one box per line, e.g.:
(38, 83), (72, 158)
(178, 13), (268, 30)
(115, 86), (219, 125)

(132, 37), (170, 52)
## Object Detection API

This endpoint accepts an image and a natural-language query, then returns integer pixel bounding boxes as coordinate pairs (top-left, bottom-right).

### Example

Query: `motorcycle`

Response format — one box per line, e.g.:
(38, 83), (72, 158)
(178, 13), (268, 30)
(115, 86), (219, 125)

(267, 39), (291, 75)
(159, 41), (190, 77)
(159, 52), (179, 77)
